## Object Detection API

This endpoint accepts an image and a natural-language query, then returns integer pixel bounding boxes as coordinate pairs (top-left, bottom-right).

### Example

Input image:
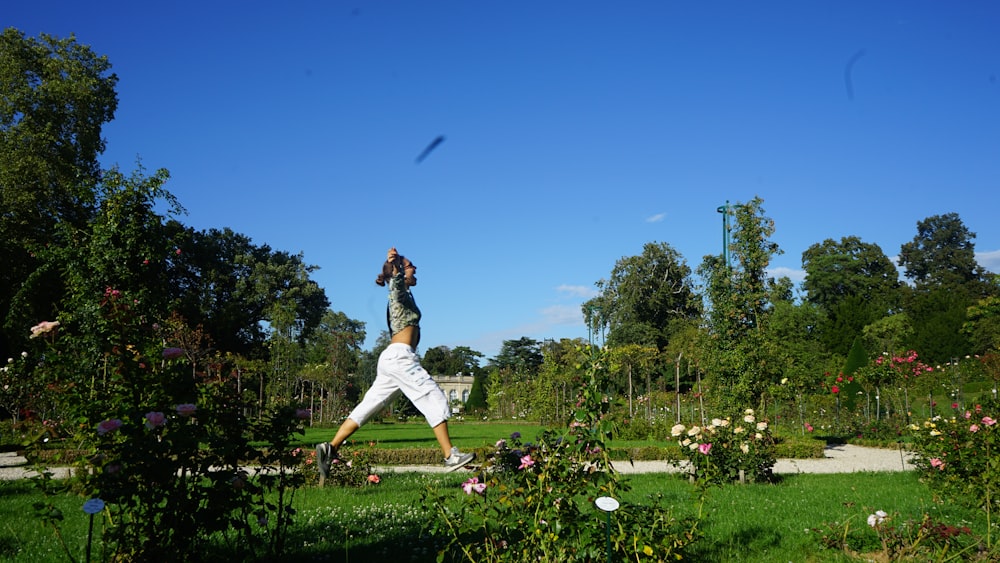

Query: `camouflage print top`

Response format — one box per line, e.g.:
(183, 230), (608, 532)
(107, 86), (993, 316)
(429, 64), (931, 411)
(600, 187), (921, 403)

(386, 271), (421, 335)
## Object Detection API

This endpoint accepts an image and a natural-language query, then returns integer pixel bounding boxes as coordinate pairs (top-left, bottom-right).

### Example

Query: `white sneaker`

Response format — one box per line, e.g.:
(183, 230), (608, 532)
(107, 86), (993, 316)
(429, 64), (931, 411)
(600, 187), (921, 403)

(443, 447), (475, 472)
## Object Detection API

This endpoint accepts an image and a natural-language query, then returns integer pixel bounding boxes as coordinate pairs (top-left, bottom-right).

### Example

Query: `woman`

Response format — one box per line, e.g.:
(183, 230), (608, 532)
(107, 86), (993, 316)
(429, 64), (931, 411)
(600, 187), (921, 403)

(316, 248), (475, 478)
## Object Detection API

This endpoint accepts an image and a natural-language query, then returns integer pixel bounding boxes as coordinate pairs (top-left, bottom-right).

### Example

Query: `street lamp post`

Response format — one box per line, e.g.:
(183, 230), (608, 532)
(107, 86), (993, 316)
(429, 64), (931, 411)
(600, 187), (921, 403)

(717, 201), (733, 267)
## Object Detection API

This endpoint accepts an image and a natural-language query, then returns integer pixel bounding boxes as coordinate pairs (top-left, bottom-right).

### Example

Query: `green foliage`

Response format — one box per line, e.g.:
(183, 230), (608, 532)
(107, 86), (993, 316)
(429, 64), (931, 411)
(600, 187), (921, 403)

(490, 337), (543, 374)
(964, 296), (1000, 355)
(801, 236), (900, 313)
(1, 29), (118, 360)
(813, 509), (984, 561)
(21, 272), (312, 560)
(464, 373), (488, 413)
(908, 397), (1000, 522)
(422, 345), (484, 377)
(422, 347), (702, 561)
(670, 409), (777, 485)
(899, 213), (991, 292)
(317, 443), (383, 488)
(906, 286), (975, 365)
(697, 197), (784, 412)
(583, 241), (700, 350)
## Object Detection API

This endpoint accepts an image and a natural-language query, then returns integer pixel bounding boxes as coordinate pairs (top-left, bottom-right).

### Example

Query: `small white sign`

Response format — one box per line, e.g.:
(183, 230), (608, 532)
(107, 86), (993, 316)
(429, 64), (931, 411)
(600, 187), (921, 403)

(594, 496), (619, 512)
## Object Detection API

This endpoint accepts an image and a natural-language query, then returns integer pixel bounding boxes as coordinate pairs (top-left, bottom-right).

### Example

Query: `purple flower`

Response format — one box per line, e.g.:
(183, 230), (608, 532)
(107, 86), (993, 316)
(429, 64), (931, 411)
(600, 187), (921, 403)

(145, 411), (166, 429)
(162, 347), (184, 360)
(97, 419), (122, 436)
(510, 432), (521, 440)
(175, 404), (197, 417)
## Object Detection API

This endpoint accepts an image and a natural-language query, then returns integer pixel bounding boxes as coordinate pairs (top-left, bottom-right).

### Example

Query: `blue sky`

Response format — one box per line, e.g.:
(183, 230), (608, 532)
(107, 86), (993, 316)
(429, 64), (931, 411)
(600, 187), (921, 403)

(7, 1), (999, 359)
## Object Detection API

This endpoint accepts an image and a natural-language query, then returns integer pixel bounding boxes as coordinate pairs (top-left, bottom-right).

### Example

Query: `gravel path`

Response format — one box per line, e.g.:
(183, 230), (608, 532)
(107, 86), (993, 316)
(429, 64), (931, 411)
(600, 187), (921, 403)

(0, 444), (917, 480)
(382, 443), (917, 475)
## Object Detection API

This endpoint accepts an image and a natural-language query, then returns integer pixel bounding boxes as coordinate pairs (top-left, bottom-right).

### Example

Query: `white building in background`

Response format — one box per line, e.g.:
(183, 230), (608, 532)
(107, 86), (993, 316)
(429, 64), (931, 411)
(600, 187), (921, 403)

(432, 373), (474, 413)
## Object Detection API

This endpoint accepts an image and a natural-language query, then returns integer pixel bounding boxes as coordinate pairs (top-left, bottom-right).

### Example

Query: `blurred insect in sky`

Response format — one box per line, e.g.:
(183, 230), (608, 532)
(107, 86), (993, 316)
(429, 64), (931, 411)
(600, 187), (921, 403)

(844, 49), (866, 101)
(415, 135), (445, 163)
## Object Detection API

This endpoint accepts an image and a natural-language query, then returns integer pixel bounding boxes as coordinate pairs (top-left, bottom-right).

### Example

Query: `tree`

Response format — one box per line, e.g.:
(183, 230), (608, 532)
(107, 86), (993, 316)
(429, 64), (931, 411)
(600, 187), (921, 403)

(898, 213), (991, 294)
(464, 373), (488, 414)
(608, 344), (659, 418)
(801, 236), (901, 356)
(905, 286), (973, 364)
(490, 337), (543, 374)
(897, 213), (992, 363)
(1, 28), (118, 360)
(165, 225), (330, 358)
(583, 242), (700, 350)
(422, 345), (484, 376)
(698, 197), (783, 412)
(300, 310), (365, 423)
(802, 236), (900, 311)
(964, 295), (1000, 354)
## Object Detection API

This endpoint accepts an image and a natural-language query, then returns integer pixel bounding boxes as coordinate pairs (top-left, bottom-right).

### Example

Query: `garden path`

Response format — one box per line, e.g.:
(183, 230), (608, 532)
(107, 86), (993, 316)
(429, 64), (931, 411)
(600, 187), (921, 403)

(0, 444), (916, 480)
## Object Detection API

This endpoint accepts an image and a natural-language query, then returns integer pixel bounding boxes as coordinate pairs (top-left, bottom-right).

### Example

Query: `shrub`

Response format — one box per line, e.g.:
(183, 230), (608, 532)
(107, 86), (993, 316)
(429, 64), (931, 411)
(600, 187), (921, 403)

(421, 346), (702, 562)
(670, 409), (777, 484)
(908, 397), (1000, 520)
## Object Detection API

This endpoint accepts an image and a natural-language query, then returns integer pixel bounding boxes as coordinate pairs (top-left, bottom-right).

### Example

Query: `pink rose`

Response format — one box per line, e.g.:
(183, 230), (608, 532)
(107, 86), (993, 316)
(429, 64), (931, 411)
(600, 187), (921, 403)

(518, 454), (535, 470)
(930, 458), (945, 470)
(462, 477), (487, 495)
(970, 424), (980, 433)
(145, 411), (166, 429)
(367, 474), (381, 484)
(698, 442), (712, 455)
(983, 417), (997, 427)
(97, 419), (123, 436)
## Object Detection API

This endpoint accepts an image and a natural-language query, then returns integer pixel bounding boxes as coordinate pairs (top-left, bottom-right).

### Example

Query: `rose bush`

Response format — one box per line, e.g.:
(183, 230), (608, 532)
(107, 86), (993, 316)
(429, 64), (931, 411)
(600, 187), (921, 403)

(908, 397), (1000, 520)
(26, 285), (312, 561)
(670, 408), (777, 484)
(422, 347), (702, 562)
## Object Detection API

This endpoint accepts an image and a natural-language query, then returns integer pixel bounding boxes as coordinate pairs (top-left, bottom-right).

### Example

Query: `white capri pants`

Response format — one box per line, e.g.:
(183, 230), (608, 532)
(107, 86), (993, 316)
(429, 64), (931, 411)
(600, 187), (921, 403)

(347, 343), (451, 428)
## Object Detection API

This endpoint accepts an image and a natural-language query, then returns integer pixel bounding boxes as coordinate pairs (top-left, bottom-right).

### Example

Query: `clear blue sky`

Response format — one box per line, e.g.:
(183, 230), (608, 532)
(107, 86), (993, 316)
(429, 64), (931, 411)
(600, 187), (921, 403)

(7, 1), (999, 359)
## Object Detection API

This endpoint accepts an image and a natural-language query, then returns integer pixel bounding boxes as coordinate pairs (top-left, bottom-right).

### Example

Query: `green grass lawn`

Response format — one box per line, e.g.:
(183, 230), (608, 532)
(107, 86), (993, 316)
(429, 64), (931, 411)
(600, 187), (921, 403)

(1, 471), (992, 562)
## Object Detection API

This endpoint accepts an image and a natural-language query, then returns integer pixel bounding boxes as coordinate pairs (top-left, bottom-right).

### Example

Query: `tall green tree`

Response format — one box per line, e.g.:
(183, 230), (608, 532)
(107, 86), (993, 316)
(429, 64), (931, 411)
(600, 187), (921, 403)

(490, 337), (543, 374)
(897, 213), (992, 363)
(801, 236), (901, 356)
(964, 295), (1000, 354)
(422, 345), (484, 376)
(165, 225), (330, 358)
(898, 213), (991, 294)
(1, 28), (118, 359)
(802, 236), (901, 310)
(582, 241), (700, 351)
(697, 197), (783, 412)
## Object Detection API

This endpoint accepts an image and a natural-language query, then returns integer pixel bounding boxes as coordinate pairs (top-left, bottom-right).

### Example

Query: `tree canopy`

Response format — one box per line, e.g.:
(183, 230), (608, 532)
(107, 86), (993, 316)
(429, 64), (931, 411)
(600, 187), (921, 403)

(582, 241), (700, 350)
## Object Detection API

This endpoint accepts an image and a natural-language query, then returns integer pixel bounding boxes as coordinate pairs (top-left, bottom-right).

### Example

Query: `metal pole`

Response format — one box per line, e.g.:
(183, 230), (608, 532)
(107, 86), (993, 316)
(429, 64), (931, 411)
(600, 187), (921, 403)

(717, 201), (731, 267)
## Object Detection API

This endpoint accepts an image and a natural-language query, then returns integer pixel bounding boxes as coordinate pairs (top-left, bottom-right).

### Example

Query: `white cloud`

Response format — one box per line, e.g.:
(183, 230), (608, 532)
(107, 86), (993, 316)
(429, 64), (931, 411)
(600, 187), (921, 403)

(539, 304), (584, 325)
(768, 266), (806, 283)
(978, 249), (1000, 273)
(645, 212), (666, 223)
(556, 284), (599, 298)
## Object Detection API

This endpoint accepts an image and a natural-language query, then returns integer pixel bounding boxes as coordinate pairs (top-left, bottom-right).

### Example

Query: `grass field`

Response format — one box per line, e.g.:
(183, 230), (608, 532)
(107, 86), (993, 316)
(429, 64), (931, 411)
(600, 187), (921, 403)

(2, 421), (991, 562)
(1, 470), (993, 562)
